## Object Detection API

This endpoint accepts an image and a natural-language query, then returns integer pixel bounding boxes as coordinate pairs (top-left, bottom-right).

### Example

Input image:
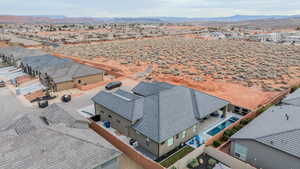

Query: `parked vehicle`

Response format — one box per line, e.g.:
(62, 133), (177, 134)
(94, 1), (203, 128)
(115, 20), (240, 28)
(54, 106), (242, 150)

(61, 94), (71, 102)
(0, 80), (5, 87)
(105, 81), (122, 90)
(30, 95), (57, 103)
(38, 100), (48, 108)
(129, 139), (137, 145)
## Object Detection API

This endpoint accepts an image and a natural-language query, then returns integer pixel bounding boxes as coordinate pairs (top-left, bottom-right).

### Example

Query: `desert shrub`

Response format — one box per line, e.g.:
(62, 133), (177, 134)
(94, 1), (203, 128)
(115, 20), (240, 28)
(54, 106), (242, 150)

(221, 135), (229, 142)
(188, 159), (199, 168)
(223, 129), (235, 137)
(213, 140), (222, 147)
(240, 118), (252, 125)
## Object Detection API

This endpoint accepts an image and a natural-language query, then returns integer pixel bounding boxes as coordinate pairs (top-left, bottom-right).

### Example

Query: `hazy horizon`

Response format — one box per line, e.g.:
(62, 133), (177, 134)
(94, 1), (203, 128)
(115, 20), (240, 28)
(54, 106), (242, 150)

(1, 0), (300, 18)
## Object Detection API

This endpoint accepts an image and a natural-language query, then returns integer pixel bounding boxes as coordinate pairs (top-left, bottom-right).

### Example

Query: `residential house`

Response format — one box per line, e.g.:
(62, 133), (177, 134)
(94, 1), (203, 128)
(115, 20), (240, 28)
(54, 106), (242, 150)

(230, 104), (300, 169)
(0, 46), (46, 66)
(0, 104), (123, 169)
(20, 54), (105, 91)
(92, 81), (229, 159)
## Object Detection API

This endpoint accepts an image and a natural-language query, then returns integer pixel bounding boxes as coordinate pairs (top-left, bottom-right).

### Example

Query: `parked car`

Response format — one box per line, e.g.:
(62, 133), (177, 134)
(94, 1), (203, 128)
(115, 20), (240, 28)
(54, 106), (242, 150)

(0, 80), (5, 87)
(61, 94), (71, 102)
(105, 81), (122, 90)
(129, 139), (137, 145)
(30, 95), (57, 103)
(38, 100), (48, 108)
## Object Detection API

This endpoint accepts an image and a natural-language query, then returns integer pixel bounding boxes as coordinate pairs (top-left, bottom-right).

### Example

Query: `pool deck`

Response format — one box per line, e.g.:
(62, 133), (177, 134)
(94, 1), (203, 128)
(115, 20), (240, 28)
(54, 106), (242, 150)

(187, 112), (242, 148)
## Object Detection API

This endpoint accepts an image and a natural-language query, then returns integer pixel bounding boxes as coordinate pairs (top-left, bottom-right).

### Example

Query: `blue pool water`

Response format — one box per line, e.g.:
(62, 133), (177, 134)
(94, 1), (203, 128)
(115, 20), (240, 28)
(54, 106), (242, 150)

(207, 117), (239, 136)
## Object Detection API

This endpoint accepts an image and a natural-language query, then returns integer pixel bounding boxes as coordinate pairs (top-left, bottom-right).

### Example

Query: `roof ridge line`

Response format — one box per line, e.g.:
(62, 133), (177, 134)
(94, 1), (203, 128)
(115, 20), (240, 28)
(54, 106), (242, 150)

(189, 88), (200, 119)
(256, 128), (300, 140)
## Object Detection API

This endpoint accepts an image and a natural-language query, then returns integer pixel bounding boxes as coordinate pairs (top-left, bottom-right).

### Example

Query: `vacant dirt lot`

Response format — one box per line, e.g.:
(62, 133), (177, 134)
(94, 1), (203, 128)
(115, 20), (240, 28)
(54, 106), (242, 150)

(44, 37), (300, 109)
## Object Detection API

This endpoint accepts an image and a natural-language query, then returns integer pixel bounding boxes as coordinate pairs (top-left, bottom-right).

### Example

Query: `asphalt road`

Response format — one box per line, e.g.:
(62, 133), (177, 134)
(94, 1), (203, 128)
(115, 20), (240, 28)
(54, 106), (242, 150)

(0, 87), (36, 129)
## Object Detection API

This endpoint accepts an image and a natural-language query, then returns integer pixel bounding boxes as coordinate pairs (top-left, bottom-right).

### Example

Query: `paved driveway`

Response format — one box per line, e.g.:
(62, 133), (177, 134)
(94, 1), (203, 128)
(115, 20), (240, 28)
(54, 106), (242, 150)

(0, 87), (37, 129)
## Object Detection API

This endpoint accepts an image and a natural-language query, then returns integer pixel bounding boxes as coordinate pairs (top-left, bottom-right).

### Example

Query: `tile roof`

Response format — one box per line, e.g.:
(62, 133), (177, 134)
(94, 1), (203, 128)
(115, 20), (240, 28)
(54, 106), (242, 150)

(231, 105), (300, 158)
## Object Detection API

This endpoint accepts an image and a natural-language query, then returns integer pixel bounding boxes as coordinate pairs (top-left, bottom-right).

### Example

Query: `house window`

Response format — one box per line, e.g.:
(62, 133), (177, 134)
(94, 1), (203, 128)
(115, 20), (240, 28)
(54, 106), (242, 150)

(176, 134), (179, 139)
(100, 110), (104, 114)
(193, 125), (197, 132)
(167, 137), (174, 147)
(234, 143), (248, 161)
(78, 80), (81, 84)
(108, 115), (112, 118)
(182, 130), (186, 139)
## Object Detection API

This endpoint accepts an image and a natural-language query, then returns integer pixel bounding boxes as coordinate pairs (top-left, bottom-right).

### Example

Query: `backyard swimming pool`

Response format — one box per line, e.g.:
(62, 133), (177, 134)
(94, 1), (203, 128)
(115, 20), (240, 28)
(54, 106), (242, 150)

(207, 116), (239, 136)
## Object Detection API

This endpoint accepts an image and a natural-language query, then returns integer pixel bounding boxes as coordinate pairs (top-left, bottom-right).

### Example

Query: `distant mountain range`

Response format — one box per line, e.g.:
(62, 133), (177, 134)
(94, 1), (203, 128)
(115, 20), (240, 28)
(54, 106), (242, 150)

(0, 14), (300, 25)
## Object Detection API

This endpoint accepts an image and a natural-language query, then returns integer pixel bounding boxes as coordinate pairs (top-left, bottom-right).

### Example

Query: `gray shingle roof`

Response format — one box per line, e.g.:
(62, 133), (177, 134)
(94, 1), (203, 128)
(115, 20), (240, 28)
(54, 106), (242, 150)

(0, 106), (121, 169)
(132, 81), (175, 97)
(282, 88), (300, 107)
(22, 54), (71, 71)
(41, 103), (90, 128)
(92, 89), (144, 122)
(46, 62), (104, 83)
(231, 105), (300, 158)
(93, 81), (229, 143)
(21, 54), (104, 83)
(0, 126), (121, 169)
(0, 46), (46, 60)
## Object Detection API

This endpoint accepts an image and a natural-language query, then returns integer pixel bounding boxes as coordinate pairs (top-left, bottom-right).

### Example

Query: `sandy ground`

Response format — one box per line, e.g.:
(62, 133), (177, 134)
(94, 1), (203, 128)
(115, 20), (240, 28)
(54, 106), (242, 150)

(44, 36), (300, 110)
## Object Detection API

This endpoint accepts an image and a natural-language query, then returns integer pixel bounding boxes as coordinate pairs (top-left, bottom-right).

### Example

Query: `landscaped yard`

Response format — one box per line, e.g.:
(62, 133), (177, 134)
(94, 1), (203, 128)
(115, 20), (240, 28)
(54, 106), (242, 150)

(160, 146), (195, 168)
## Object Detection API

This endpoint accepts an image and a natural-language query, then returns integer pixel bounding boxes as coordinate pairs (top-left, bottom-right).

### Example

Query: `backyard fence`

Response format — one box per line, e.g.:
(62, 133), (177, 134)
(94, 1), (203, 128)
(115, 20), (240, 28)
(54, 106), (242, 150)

(90, 122), (165, 169)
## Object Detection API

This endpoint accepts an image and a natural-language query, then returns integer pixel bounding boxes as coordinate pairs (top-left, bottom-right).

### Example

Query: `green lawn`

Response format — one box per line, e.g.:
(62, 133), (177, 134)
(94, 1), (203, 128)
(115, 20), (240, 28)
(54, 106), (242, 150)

(160, 146), (195, 168)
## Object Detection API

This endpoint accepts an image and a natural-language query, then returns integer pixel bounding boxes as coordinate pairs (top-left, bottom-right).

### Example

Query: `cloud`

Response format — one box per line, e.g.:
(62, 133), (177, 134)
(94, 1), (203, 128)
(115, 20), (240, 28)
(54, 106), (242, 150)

(0, 0), (299, 17)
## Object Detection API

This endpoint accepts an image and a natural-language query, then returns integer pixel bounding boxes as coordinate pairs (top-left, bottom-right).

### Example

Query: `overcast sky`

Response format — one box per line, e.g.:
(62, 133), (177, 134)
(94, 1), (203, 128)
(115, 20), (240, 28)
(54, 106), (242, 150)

(1, 0), (300, 17)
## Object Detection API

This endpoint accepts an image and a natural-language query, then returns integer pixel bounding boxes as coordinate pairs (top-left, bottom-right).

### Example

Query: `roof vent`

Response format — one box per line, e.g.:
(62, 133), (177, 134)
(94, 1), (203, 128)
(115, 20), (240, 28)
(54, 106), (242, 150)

(270, 141), (274, 145)
(285, 113), (289, 120)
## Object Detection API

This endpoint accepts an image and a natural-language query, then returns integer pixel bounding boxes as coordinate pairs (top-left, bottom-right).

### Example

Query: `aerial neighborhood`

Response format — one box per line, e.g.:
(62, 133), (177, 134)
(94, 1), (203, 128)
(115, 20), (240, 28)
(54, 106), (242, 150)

(0, 13), (300, 169)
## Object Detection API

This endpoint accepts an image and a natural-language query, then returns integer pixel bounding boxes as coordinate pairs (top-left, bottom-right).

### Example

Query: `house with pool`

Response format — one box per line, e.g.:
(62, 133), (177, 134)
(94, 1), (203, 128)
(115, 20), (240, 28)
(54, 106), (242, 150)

(92, 81), (241, 160)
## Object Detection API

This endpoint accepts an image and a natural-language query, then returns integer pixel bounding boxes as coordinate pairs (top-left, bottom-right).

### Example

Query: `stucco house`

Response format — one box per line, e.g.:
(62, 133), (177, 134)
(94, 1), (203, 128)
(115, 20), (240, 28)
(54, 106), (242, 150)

(0, 46), (46, 66)
(230, 103), (300, 169)
(92, 81), (229, 159)
(20, 54), (105, 91)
